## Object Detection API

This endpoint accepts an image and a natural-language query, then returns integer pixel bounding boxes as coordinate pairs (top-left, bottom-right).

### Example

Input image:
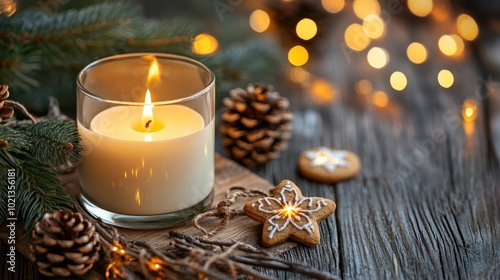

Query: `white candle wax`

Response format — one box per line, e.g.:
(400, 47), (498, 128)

(78, 105), (214, 215)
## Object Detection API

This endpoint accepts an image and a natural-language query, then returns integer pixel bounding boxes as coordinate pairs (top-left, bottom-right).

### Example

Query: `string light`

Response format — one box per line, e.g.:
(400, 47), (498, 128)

(249, 9), (270, 33)
(355, 79), (373, 95)
(371, 91), (389, 108)
(321, 0), (344, 14)
(296, 18), (318, 40)
(288, 45), (309, 66)
(462, 99), (478, 122)
(362, 14), (385, 39)
(287, 67), (311, 83)
(344, 23), (371, 51)
(310, 78), (337, 103)
(367, 47), (389, 69)
(457, 14), (479, 41)
(438, 69), (454, 88)
(353, 0), (380, 20)
(390, 71), (407, 91)
(192, 33), (218, 55)
(408, 0), (433, 17)
(407, 42), (427, 64)
(438, 35), (457, 56)
(450, 34), (465, 56)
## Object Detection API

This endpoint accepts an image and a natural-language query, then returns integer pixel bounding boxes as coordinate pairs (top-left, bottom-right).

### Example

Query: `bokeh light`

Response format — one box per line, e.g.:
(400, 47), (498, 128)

(462, 99), (478, 122)
(353, 0), (380, 20)
(450, 34), (465, 56)
(310, 78), (337, 103)
(344, 23), (371, 51)
(355, 79), (373, 95)
(408, 0), (433, 17)
(192, 33), (218, 55)
(362, 14), (385, 39)
(288, 45), (309, 66)
(371, 91), (389, 107)
(438, 35), (457, 56)
(438, 69), (454, 88)
(367, 47), (389, 69)
(288, 67), (311, 83)
(390, 71), (408, 91)
(0, 0), (17, 17)
(407, 42), (427, 64)
(457, 14), (479, 41)
(296, 18), (318, 41)
(249, 9), (270, 33)
(322, 0), (345, 14)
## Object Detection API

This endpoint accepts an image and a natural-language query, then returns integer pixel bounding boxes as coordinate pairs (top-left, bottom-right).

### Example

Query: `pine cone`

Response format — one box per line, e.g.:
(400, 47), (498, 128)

(30, 211), (101, 277)
(220, 84), (293, 167)
(0, 84), (14, 122)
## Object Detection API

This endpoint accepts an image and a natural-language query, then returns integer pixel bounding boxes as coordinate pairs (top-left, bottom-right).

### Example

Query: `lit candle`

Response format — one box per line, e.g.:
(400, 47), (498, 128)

(77, 54), (215, 227)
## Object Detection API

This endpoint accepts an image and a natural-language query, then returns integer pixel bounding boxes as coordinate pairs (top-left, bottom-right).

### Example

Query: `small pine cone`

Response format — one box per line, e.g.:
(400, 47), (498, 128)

(0, 84), (14, 122)
(220, 84), (293, 167)
(30, 210), (101, 278)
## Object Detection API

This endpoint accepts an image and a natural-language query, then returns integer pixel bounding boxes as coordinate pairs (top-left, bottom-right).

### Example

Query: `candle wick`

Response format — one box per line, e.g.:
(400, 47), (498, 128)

(145, 120), (152, 131)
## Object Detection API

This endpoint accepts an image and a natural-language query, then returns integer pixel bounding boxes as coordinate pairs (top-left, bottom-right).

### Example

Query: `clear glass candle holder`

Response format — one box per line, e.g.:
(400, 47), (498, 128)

(77, 53), (215, 229)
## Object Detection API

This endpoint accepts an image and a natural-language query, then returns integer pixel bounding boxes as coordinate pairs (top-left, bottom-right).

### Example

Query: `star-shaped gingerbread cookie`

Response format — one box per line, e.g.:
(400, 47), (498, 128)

(244, 180), (336, 247)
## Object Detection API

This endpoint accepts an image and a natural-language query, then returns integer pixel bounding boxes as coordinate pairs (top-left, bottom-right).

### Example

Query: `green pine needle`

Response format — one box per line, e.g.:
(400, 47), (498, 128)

(0, 126), (31, 167)
(20, 120), (82, 173)
(15, 159), (74, 235)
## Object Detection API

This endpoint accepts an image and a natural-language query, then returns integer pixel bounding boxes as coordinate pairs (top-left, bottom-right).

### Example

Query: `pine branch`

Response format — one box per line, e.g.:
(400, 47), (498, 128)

(0, 125), (30, 167)
(18, 120), (82, 172)
(15, 159), (74, 234)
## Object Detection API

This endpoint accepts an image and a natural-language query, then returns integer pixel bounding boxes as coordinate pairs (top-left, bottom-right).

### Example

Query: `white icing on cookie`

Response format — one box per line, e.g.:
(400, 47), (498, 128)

(306, 147), (350, 173)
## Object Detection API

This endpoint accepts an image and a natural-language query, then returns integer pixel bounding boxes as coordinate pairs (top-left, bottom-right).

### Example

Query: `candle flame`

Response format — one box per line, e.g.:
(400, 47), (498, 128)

(146, 57), (160, 88)
(142, 89), (154, 131)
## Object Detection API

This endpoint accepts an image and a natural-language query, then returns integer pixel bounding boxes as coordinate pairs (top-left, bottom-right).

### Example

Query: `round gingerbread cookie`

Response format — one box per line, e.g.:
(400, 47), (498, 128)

(298, 146), (361, 183)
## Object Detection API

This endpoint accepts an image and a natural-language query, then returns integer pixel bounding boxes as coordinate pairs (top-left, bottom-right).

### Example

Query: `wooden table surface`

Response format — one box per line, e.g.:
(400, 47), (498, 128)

(2, 7), (500, 280)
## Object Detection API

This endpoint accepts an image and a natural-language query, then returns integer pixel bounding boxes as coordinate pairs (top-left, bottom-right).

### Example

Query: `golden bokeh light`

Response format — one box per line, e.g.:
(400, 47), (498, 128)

(344, 23), (371, 51)
(355, 79), (373, 95)
(362, 14), (385, 39)
(288, 67), (311, 83)
(296, 18), (318, 41)
(438, 35), (457, 56)
(288, 45), (309, 66)
(438, 69), (454, 88)
(462, 99), (478, 122)
(192, 33), (218, 55)
(407, 42), (428, 64)
(408, 0), (433, 17)
(371, 90), (389, 108)
(353, 0), (380, 20)
(322, 0), (345, 13)
(367, 47), (389, 69)
(0, 0), (17, 17)
(390, 71), (408, 91)
(457, 14), (479, 41)
(310, 78), (337, 103)
(450, 34), (465, 56)
(249, 9), (270, 33)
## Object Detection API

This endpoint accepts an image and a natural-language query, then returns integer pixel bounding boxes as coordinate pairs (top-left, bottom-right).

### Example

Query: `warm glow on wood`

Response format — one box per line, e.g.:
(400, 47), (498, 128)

(249, 9), (270, 33)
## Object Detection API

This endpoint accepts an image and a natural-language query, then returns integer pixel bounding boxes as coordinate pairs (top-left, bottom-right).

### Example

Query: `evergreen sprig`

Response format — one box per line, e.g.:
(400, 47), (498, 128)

(0, 0), (281, 112)
(0, 118), (81, 234)
(20, 120), (82, 173)
(15, 160), (74, 234)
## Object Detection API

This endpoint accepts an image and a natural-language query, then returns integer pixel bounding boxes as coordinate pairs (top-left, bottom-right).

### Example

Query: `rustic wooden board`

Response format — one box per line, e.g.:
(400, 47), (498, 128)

(0, 154), (298, 279)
